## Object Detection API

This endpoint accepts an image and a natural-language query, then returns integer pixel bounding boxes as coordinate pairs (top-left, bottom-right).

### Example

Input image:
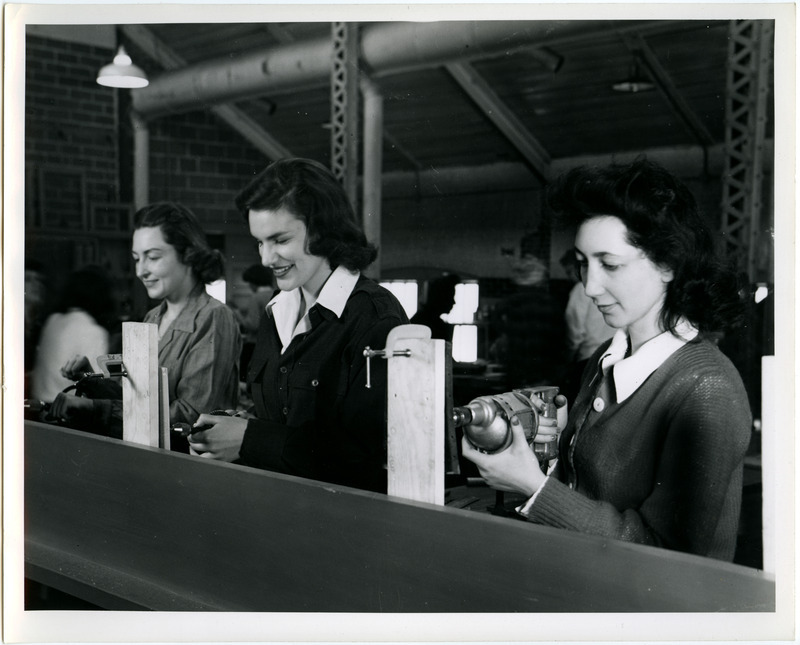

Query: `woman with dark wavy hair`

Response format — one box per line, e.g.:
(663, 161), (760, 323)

(187, 158), (408, 493)
(51, 202), (241, 446)
(463, 159), (751, 561)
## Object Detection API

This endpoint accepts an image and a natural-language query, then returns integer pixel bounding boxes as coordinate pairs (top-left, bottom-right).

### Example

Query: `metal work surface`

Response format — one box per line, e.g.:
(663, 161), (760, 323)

(25, 422), (775, 612)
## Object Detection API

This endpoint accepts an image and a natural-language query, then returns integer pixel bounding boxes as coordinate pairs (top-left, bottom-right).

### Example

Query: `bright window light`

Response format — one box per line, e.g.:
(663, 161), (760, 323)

(754, 284), (769, 304)
(380, 281), (419, 319)
(443, 282), (479, 362)
(205, 279), (226, 304)
(452, 324), (478, 363)
(442, 282), (479, 324)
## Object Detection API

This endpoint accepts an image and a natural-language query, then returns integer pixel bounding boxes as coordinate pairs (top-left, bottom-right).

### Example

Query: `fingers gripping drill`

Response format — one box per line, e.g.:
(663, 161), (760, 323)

(453, 386), (567, 469)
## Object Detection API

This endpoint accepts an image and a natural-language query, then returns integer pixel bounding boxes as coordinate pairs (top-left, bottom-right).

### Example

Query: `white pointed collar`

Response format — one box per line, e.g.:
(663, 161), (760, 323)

(600, 320), (698, 403)
(266, 266), (359, 350)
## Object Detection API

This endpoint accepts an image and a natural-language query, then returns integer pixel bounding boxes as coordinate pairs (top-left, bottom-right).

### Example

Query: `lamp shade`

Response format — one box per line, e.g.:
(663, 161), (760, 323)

(611, 55), (655, 93)
(96, 46), (149, 89)
(611, 76), (655, 93)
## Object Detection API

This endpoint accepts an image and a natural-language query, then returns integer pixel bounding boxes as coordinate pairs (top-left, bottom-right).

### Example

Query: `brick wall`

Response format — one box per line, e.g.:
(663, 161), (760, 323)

(147, 109), (269, 306)
(25, 34), (270, 315)
(26, 35), (119, 224)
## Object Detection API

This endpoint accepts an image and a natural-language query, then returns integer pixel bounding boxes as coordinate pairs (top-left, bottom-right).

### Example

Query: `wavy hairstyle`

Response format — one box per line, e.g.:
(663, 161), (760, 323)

(234, 158), (377, 271)
(547, 158), (744, 336)
(134, 202), (224, 284)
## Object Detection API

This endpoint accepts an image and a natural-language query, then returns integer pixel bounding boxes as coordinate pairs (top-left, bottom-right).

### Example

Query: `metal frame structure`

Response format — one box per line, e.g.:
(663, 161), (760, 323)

(330, 22), (360, 207)
(721, 19), (773, 281)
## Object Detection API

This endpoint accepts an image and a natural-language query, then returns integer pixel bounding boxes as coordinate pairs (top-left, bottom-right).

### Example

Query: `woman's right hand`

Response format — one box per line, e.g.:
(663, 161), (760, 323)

(462, 416), (547, 496)
(187, 414), (248, 462)
(48, 392), (94, 425)
(60, 355), (92, 380)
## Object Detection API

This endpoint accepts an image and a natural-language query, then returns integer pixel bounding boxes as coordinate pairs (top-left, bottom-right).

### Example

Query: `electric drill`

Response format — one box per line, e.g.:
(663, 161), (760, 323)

(452, 386), (565, 469)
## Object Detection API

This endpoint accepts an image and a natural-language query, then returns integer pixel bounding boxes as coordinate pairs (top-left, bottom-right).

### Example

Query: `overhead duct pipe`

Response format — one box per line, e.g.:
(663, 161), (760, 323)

(132, 20), (605, 118)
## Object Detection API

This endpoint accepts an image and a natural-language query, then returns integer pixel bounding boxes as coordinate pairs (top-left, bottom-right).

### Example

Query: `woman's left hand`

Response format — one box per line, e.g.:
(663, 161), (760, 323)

(461, 416), (547, 496)
(187, 414), (248, 462)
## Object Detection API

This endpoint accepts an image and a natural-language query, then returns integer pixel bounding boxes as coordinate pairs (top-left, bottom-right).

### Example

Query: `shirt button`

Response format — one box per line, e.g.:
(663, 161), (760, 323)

(279, 366), (287, 374)
(311, 379), (319, 387)
(282, 407), (289, 415)
(593, 397), (605, 412)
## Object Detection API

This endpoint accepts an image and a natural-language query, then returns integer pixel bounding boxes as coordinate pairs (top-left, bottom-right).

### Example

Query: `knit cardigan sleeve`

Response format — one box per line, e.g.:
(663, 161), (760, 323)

(525, 348), (752, 560)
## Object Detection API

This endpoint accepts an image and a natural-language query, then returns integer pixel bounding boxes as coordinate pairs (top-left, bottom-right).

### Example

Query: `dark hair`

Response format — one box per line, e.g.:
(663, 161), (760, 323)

(242, 263), (274, 287)
(56, 265), (116, 328)
(234, 158), (377, 271)
(547, 158), (743, 335)
(134, 202), (224, 284)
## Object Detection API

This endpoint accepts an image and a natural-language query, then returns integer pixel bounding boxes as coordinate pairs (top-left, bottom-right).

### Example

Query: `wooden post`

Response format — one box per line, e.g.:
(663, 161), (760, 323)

(159, 367), (170, 450)
(122, 322), (159, 447)
(386, 324), (446, 505)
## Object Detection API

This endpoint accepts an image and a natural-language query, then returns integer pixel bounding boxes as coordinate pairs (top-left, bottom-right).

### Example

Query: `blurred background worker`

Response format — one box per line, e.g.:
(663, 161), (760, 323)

(31, 265), (117, 404)
(492, 235), (566, 390)
(235, 263), (276, 380)
(24, 259), (49, 398)
(410, 273), (460, 343)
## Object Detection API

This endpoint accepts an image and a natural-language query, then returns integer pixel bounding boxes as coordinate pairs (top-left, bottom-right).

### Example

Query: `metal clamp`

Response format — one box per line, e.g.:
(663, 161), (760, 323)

(97, 354), (128, 378)
(362, 347), (413, 388)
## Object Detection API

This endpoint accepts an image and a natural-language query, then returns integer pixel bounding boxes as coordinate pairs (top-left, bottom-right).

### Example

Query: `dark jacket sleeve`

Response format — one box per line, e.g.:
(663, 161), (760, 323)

(63, 398), (122, 439)
(239, 291), (406, 492)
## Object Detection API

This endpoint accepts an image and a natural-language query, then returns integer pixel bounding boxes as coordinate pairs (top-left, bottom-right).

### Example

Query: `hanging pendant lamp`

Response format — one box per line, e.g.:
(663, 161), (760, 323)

(611, 54), (655, 93)
(96, 46), (149, 89)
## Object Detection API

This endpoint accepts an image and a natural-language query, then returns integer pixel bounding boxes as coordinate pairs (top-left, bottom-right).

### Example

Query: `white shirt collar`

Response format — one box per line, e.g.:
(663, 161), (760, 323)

(266, 266), (360, 351)
(314, 265), (360, 317)
(600, 320), (698, 403)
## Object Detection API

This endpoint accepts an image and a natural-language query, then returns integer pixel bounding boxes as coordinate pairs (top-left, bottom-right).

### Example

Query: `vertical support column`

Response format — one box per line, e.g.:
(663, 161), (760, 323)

(721, 19), (773, 280)
(386, 325), (446, 505)
(122, 322), (160, 447)
(361, 76), (383, 278)
(760, 355), (775, 576)
(330, 22), (360, 208)
(131, 110), (149, 211)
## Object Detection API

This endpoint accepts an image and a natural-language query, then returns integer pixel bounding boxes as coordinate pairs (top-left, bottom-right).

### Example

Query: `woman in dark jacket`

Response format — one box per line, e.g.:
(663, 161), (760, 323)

(189, 158), (408, 493)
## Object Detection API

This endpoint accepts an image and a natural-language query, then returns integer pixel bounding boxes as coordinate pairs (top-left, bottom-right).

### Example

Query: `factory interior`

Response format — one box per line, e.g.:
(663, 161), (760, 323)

(5, 6), (794, 641)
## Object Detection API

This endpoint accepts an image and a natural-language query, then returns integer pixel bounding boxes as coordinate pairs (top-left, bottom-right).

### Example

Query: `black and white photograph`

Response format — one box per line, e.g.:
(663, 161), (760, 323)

(3, 1), (796, 643)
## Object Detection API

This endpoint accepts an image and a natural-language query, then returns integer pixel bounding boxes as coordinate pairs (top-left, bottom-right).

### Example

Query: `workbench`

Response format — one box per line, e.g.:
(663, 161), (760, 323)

(23, 421), (775, 613)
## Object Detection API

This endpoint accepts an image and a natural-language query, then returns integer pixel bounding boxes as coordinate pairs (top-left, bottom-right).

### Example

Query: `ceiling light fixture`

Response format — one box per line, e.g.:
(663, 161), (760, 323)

(612, 54), (655, 93)
(96, 46), (149, 89)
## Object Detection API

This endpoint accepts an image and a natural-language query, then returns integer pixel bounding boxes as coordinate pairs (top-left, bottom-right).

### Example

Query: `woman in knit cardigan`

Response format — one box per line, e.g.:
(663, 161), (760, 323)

(463, 159), (751, 562)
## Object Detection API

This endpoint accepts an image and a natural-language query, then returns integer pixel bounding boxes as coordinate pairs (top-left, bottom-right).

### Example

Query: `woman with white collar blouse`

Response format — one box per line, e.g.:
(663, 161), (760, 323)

(463, 159), (751, 561)
(50, 202), (241, 448)
(188, 158), (408, 493)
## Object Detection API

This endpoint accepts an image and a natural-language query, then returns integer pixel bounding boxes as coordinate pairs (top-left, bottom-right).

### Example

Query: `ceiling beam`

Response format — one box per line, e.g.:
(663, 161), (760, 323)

(131, 21), (613, 117)
(121, 25), (291, 159)
(624, 33), (715, 147)
(445, 61), (551, 181)
(262, 24), (295, 45)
